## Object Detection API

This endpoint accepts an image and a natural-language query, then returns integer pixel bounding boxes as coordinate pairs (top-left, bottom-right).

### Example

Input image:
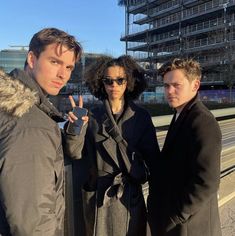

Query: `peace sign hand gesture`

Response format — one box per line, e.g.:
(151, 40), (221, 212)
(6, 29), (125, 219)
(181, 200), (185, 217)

(66, 95), (89, 135)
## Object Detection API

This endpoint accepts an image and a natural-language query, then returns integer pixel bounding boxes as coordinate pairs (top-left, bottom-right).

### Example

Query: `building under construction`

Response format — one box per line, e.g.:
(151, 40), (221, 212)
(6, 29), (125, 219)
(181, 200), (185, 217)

(120, 0), (235, 86)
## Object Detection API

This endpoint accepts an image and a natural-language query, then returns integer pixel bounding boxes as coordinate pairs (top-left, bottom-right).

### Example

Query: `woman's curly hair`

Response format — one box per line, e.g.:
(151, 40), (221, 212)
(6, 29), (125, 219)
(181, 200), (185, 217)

(85, 55), (147, 100)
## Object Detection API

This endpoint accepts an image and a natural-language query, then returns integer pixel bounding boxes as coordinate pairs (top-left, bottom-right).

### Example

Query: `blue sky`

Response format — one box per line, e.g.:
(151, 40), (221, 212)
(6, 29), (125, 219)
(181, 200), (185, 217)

(0, 0), (126, 56)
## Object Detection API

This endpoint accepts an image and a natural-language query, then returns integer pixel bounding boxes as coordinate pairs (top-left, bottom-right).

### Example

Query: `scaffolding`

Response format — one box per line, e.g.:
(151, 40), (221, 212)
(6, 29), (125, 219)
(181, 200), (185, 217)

(121, 0), (235, 85)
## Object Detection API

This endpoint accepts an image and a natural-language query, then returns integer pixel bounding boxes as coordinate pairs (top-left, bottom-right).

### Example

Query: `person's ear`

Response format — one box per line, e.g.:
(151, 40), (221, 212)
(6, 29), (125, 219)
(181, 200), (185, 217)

(192, 79), (200, 92)
(27, 51), (36, 69)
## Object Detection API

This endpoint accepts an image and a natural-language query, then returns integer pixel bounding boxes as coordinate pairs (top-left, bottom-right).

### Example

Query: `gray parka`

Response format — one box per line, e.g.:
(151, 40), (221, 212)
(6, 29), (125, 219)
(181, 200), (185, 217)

(0, 69), (65, 236)
(65, 100), (160, 236)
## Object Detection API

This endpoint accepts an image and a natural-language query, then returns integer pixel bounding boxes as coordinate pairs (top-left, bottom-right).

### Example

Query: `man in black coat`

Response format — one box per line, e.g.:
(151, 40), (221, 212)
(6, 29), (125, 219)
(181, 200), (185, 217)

(148, 58), (222, 236)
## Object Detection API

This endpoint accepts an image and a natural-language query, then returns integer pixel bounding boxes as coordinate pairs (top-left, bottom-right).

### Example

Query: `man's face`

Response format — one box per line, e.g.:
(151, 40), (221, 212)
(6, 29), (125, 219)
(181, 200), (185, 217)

(27, 43), (76, 95)
(163, 69), (200, 112)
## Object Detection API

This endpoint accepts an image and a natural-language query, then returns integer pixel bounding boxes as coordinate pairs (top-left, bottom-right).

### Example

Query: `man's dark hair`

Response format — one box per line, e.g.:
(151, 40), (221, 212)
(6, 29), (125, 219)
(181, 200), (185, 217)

(25, 27), (82, 68)
(85, 55), (147, 100)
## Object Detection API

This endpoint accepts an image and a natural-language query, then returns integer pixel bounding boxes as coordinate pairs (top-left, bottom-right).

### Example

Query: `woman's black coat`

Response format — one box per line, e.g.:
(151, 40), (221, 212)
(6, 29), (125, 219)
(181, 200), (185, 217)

(66, 100), (160, 236)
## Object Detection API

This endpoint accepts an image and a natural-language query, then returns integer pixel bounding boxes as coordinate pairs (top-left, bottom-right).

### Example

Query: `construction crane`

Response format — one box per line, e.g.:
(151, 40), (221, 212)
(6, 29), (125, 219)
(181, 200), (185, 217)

(9, 45), (28, 51)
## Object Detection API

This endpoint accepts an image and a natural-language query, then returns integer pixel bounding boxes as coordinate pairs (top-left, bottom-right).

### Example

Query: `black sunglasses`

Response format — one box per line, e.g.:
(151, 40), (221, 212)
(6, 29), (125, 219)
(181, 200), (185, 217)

(102, 77), (127, 86)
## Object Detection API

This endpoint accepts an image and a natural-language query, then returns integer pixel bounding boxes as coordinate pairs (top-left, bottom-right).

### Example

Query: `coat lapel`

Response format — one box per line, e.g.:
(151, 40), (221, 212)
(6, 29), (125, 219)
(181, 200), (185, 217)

(118, 102), (135, 140)
(162, 112), (177, 151)
(96, 110), (120, 168)
(162, 94), (199, 152)
(96, 100), (136, 168)
(162, 112), (185, 151)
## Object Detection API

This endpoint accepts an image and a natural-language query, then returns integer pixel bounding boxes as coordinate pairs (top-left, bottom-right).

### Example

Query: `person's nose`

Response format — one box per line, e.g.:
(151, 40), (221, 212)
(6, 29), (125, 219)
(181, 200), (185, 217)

(112, 81), (118, 87)
(57, 66), (67, 80)
(167, 85), (174, 94)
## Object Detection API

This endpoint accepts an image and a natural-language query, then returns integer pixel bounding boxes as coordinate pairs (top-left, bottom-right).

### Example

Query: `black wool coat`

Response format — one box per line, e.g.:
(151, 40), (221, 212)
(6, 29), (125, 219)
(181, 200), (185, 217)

(65, 100), (160, 236)
(148, 95), (222, 236)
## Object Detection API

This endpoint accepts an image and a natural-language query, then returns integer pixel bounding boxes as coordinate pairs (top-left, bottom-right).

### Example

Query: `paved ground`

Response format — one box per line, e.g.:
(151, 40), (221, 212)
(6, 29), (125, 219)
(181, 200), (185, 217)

(219, 172), (235, 236)
(220, 197), (235, 236)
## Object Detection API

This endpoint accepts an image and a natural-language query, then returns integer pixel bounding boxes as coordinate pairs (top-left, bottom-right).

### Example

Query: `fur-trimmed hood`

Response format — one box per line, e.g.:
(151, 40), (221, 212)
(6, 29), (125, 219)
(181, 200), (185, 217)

(0, 69), (38, 118)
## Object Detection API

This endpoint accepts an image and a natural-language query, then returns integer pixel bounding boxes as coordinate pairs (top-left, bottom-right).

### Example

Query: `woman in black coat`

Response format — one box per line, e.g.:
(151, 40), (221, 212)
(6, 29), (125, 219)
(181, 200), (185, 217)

(65, 55), (160, 236)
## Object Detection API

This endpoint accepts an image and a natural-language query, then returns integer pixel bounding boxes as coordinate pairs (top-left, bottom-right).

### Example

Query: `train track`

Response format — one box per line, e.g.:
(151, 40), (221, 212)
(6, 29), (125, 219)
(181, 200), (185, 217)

(221, 165), (235, 178)
(156, 118), (235, 175)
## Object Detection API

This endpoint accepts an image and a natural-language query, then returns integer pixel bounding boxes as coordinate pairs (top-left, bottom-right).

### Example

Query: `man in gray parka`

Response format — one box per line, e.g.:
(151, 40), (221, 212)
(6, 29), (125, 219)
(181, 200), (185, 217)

(0, 28), (82, 236)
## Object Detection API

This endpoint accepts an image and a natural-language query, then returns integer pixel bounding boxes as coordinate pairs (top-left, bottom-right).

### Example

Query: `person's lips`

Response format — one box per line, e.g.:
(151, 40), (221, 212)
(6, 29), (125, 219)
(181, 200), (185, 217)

(109, 89), (120, 93)
(51, 81), (63, 88)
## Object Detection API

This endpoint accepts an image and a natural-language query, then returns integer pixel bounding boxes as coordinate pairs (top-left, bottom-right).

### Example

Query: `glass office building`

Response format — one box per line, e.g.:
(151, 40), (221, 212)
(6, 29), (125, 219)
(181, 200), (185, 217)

(0, 49), (27, 73)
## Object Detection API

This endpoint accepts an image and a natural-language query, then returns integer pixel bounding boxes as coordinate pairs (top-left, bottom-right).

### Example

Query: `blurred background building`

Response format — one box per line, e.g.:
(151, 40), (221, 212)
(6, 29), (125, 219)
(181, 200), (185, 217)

(0, 46), (28, 72)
